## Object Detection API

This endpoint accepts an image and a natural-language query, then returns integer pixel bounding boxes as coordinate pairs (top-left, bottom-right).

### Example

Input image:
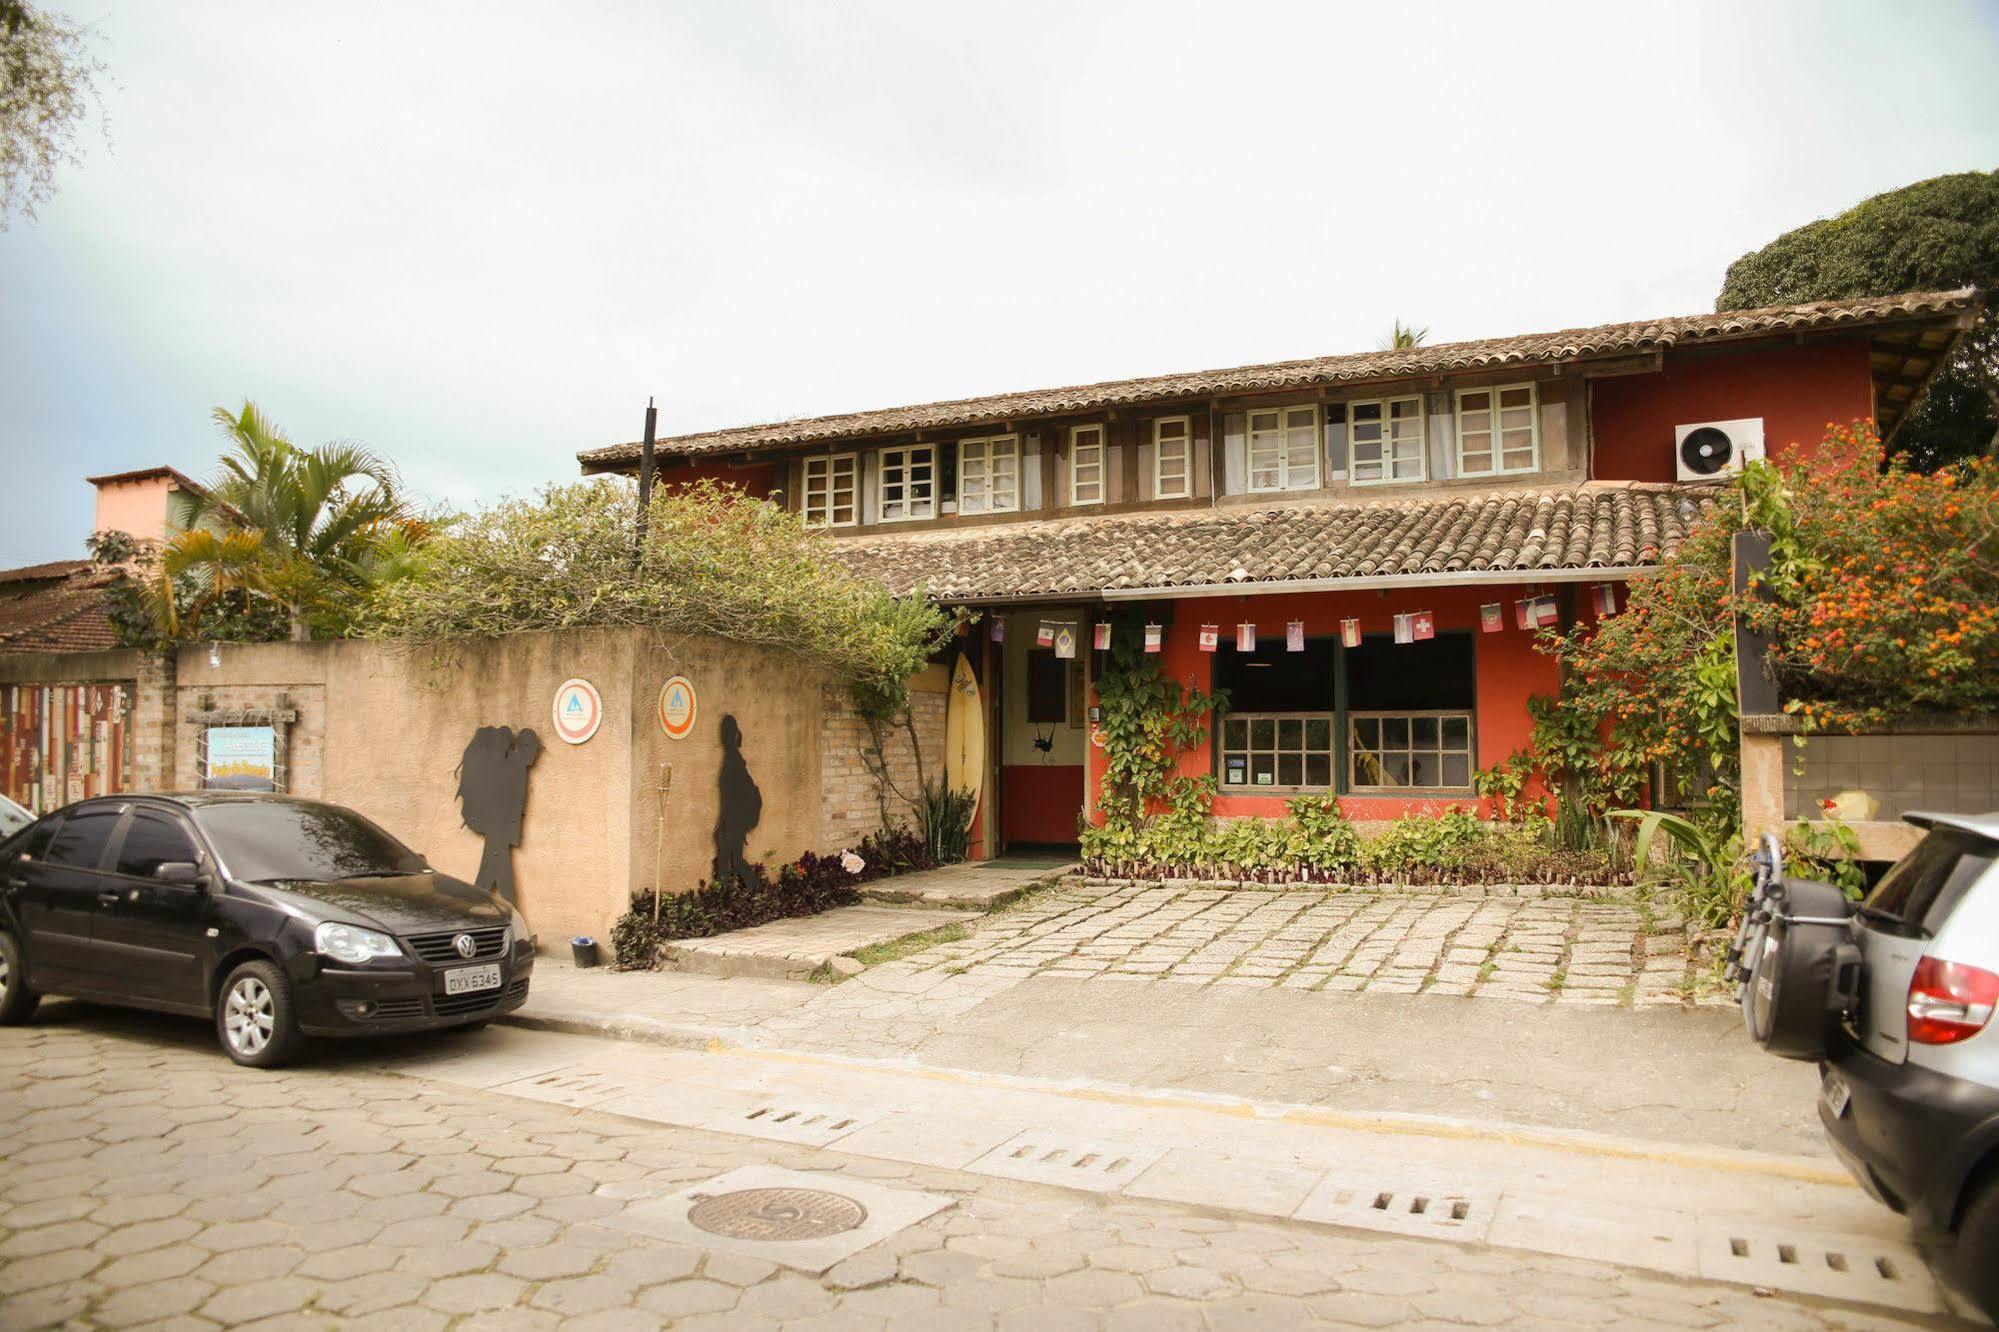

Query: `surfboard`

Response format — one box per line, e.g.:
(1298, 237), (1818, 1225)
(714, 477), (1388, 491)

(943, 653), (985, 819)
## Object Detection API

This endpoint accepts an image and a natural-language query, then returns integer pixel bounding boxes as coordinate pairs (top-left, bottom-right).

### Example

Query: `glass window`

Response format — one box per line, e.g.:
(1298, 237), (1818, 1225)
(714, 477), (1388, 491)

(801, 454), (858, 528)
(958, 436), (1020, 516)
(193, 800), (427, 884)
(1349, 396), (1426, 484)
(115, 812), (199, 878)
(1346, 632), (1476, 792)
(43, 809), (121, 869)
(1350, 711), (1474, 791)
(1456, 383), (1539, 476)
(1070, 425), (1105, 505)
(1215, 636), (1337, 791)
(1246, 405), (1320, 492)
(1153, 417), (1192, 499)
(1868, 830), (1997, 936)
(1026, 650), (1068, 724)
(877, 445), (936, 522)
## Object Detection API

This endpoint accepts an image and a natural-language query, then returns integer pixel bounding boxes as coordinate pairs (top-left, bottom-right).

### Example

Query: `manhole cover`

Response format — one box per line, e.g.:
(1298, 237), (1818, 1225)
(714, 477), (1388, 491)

(687, 1188), (868, 1242)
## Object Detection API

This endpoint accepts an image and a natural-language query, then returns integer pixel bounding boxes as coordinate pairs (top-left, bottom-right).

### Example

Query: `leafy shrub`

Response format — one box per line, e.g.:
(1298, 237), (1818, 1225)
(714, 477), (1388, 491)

(611, 826), (936, 970)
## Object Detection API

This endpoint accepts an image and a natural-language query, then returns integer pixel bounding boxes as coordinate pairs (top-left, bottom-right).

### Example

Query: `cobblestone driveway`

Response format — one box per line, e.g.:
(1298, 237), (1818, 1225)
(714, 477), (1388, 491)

(904, 881), (1696, 1007)
(0, 1010), (1925, 1330)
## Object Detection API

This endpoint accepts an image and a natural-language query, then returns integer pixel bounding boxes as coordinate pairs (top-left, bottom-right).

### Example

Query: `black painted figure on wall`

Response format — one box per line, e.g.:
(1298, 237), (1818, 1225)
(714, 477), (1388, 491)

(455, 726), (543, 903)
(712, 713), (762, 888)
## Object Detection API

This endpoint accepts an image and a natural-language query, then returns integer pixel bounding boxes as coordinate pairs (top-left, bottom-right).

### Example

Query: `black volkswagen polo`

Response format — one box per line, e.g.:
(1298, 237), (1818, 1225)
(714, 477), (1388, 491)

(0, 793), (534, 1067)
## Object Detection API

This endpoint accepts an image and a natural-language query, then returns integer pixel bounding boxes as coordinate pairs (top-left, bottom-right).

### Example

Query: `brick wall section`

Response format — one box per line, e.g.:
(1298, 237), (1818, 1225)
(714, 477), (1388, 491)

(172, 683), (328, 797)
(129, 652), (176, 791)
(820, 686), (947, 848)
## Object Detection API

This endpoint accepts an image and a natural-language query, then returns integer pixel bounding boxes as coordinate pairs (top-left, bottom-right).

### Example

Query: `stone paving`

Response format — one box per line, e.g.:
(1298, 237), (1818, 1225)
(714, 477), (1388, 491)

(893, 880), (1696, 1006)
(0, 1011), (1954, 1330)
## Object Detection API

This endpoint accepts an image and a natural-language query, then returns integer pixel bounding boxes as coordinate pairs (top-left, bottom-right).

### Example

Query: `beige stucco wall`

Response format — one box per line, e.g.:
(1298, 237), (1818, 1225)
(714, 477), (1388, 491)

(92, 476), (178, 545)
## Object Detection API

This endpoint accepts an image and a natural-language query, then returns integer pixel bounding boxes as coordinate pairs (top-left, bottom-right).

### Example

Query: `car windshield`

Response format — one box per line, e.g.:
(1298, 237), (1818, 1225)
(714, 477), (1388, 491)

(193, 801), (427, 883)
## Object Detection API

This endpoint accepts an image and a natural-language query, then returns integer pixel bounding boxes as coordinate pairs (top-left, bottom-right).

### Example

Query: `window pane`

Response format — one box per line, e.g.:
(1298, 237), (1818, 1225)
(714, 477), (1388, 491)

(1353, 718), (1378, 750)
(1380, 754), (1411, 786)
(1277, 718), (1302, 750)
(1460, 391), (1491, 411)
(1382, 716), (1409, 749)
(45, 811), (120, 869)
(1250, 753), (1276, 785)
(1304, 717), (1330, 749)
(116, 814), (197, 878)
(1442, 715), (1469, 748)
(1441, 754), (1471, 788)
(1412, 716), (1439, 747)
(1304, 754), (1331, 787)
(1498, 386), (1533, 409)
(1277, 753), (1303, 787)
(1250, 718), (1275, 748)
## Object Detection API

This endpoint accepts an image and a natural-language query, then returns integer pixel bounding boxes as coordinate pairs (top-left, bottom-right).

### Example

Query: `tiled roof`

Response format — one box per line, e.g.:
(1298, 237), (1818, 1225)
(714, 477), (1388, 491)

(580, 288), (1978, 466)
(0, 559), (90, 586)
(0, 569), (122, 653)
(830, 484), (1710, 601)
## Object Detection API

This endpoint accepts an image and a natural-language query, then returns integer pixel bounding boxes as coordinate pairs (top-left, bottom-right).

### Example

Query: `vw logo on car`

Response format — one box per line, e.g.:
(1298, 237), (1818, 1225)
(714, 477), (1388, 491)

(454, 933), (478, 959)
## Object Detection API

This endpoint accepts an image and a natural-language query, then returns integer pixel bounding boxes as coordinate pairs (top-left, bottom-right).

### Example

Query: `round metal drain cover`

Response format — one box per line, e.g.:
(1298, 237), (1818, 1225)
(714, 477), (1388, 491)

(687, 1187), (868, 1242)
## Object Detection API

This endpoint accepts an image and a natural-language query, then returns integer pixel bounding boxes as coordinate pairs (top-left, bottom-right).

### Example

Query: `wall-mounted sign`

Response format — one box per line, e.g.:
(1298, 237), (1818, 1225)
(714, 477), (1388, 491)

(658, 675), (698, 741)
(205, 725), (277, 791)
(551, 678), (603, 745)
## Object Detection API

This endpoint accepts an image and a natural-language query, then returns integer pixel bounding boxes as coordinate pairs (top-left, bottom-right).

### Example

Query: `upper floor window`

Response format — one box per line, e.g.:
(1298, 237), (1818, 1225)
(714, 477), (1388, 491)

(801, 453), (858, 528)
(1070, 425), (1106, 505)
(1247, 405), (1320, 492)
(957, 435), (1020, 516)
(1455, 383), (1539, 477)
(878, 445), (936, 522)
(1348, 397), (1426, 485)
(1153, 417), (1192, 499)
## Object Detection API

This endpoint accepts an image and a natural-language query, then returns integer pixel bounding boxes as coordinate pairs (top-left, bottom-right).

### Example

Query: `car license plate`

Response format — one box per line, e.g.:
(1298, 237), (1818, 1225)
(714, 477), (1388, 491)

(1821, 1069), (1851, 1119)
(443, 963), (502, 996)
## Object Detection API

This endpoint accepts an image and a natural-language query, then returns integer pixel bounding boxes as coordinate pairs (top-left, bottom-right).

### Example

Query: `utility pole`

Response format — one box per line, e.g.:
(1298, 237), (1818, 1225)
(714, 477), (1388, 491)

(634, 396), (658, 562)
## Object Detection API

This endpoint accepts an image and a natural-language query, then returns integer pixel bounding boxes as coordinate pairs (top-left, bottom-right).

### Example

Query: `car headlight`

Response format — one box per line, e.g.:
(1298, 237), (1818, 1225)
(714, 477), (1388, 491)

(507, 902), (535, 950)
(315, 921), (403, 966)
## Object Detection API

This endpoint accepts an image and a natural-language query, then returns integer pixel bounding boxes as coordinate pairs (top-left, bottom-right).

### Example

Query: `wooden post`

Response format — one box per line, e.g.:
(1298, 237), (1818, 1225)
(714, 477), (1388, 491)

(634, 397), (658, 563)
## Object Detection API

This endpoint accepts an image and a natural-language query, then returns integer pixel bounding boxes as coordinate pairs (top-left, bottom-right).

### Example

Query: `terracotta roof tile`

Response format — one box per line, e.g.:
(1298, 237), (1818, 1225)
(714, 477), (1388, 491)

(830, 483), (1710, 601)
(581, 288), (1977, 467)
(0, 559), (90, 586)
(0, 570), (122, 653)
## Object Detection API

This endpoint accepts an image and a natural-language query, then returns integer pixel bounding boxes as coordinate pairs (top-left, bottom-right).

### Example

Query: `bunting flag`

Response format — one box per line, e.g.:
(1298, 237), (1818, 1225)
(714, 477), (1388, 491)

(1392, 613), (1413, 645)
(1515, 598), (1534, 631)
(1592, 583), (1619, 617)
(1534, 594), (1560, 628)
(1480, 603), (1504, 633)
(1236, 622), (1257, 652)
(1340, 617), (1362, 649)
(1411, 610), (1436, 641)
(1093, 622), (1112, 651)
(1198, 624), (1220, 652)
(990, 617), (1005, 643)
(1286, 620), (1305, 652)
(1054, 626), (1076, 659)
(1144, 623), (1163, 653)
(1036, 622), (1055, 648)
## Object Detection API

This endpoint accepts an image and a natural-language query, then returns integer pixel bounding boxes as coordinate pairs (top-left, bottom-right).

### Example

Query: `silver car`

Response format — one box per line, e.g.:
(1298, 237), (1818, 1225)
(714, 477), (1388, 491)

(1819, 811), (1999, 1314)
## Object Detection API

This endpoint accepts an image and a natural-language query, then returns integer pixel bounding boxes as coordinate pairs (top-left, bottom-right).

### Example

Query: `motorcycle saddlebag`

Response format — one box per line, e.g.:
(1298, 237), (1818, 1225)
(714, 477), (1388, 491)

(1742, 877), (1861, 1062)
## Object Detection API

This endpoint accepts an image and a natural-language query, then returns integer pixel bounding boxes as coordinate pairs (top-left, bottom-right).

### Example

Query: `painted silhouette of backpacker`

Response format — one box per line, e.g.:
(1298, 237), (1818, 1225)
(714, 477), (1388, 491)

(712, 714), (762, 888)
(455, 725), (543, 903)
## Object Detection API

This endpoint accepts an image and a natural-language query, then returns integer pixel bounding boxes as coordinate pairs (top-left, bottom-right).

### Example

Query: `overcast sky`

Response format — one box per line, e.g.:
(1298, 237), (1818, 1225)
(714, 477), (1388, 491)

(2, 0), (1996, 566)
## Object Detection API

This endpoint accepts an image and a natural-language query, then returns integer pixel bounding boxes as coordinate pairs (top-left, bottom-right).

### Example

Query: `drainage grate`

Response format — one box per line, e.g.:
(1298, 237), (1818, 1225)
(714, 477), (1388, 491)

(687, 1187), (869, 1242)
(1294, 1176), (1496, 1244)
(499, 1068), (659, 1108)
(966, 1131), (1165, 1193)
(1693, 1218), (1941, 1313)
(724, 1103), (877, 1146)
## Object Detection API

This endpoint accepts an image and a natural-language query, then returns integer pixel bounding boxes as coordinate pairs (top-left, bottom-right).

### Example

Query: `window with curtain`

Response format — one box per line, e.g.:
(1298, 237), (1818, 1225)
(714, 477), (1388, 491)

(957, 435), (1020, 515)
(1246, 404), (1320, 492)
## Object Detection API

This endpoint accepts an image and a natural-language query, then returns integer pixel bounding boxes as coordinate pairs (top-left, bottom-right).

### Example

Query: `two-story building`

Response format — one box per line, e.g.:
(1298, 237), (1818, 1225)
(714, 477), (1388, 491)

(579, 289), (1976, 857)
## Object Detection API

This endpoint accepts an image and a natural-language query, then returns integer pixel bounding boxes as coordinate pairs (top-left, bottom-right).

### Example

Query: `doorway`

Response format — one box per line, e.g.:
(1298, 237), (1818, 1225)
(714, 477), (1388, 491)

(996, 610), (1086, 852)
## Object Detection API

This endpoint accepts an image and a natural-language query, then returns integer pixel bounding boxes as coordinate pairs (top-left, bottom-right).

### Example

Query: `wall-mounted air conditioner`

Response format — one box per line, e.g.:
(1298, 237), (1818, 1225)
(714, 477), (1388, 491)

(1673, 417), (1765, 482)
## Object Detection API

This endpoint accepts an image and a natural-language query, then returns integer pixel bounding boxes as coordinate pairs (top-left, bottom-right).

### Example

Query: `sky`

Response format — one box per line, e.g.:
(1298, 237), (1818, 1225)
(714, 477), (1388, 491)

(2, 0), (1996, 567)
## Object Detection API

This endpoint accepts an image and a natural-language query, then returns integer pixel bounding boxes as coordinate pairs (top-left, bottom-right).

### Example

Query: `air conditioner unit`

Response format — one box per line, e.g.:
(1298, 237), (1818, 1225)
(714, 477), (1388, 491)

(1673, 417), (1764, 482)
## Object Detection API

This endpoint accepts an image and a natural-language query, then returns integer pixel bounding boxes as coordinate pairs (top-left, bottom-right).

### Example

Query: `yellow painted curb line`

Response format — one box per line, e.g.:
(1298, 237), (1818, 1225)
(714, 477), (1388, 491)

(713, 1041), (1854, 1188)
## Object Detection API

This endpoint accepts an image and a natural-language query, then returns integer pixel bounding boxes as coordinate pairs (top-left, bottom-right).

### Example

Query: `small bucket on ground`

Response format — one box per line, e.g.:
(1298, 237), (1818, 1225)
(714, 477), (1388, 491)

(571, 936), (600, 968)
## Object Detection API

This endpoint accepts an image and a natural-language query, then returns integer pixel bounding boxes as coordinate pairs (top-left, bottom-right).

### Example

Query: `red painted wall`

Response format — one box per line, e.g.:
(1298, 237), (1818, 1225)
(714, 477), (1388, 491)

(656, 460), (779, 499)
(1003, 764), (1086, 844)
(1083, 585), (1594, 823)
(1592, 340), (1874, 482)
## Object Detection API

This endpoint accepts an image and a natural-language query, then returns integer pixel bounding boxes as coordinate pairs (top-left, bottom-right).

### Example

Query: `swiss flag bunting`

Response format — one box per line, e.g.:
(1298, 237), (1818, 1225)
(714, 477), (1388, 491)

(1411, 610), (1435, 641)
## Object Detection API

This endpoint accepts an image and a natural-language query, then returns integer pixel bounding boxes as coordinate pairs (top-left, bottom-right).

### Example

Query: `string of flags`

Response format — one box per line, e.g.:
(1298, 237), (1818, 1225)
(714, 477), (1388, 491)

(1003, 584), (1619, 657)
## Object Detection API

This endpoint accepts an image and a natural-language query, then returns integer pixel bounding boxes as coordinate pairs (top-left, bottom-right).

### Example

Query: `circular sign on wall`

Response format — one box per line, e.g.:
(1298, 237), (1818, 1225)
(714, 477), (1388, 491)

(551, 678), (603, 745)
(658, 675), (698, 741)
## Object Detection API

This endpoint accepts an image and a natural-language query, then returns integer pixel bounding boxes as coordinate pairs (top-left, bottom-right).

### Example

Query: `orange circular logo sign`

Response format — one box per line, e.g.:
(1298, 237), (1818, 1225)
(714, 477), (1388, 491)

(658, 675), (698, 741)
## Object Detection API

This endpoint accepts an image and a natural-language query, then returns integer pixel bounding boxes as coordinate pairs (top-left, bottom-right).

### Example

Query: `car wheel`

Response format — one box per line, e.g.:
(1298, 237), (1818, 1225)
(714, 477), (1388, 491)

(215, 960), (303, 1069)
(0, 932), (41, 1025)
(1955, 1171), (1999, 1320)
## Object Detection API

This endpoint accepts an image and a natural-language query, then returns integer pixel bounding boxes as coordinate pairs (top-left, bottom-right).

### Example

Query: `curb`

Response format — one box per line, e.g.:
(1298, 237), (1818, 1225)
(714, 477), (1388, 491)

(503, 1008), (723, 1051)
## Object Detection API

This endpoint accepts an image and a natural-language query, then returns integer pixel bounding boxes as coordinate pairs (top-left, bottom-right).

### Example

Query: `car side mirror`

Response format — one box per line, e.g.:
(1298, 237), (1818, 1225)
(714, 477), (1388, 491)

(154, 861), (203, 887)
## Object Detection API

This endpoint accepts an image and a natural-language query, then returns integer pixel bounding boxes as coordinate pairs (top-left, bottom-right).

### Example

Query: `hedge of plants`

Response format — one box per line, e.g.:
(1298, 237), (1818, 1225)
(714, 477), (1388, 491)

(610, 827), (937, 970)
(1080, 798), (1626, 887)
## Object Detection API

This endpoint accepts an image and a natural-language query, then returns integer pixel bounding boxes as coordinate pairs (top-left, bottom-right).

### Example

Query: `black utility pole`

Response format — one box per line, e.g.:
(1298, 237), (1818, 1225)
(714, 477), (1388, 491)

(634, 397), (659, 562)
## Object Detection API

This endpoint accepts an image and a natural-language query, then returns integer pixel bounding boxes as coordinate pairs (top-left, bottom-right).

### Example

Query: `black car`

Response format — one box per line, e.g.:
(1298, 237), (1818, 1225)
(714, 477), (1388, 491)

(0, 793), (535, 1067)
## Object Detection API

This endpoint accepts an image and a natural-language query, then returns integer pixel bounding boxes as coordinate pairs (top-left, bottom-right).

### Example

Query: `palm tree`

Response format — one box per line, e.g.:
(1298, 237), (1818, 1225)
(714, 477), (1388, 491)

(164, 403), (428, 641)
(1382, 319), (1430, 350)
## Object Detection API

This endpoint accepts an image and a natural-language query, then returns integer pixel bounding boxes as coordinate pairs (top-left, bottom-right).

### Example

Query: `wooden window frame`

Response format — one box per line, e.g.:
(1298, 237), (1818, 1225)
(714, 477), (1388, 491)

(1347, 396), (1427, 485)
(1246, 404), (1321, 493)
(956, 435), (1020, 516)
(1347, 709), (1476, 795)
(1218, 711), (1337, 793)
(801, 453), (859, 528)
(877, 444), (937, 523)
(1153, 415), (1192, 499)
(1454, 382), (1540, 478)
(1069, 424), (1106, 506)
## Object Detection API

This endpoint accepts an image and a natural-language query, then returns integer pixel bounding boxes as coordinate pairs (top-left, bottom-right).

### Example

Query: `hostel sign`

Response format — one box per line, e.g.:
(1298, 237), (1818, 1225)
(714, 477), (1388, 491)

(658, 675), (698, 741)
(551, 678), (603, 745)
